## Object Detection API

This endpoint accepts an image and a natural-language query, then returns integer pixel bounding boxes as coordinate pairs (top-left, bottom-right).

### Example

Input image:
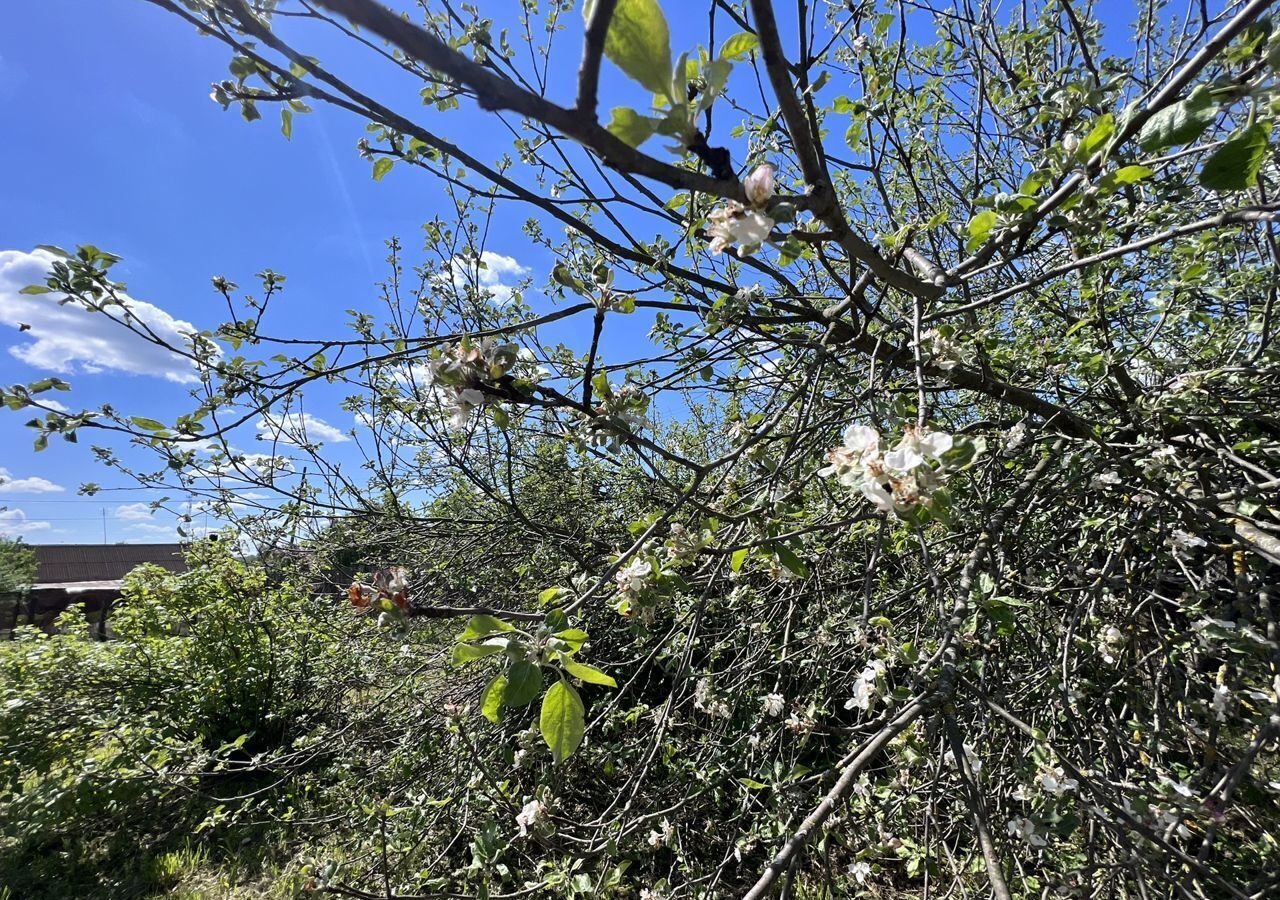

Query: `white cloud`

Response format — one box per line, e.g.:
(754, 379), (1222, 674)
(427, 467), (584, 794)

(256, 412), (349, 446)
(116, 502), (157, 521)
(0, 468), (64, 494)
(0, 248), (209, 383)
(123, 521), (215, 541)
(444, 251), (530, 304)
(0, 508), (51, 537)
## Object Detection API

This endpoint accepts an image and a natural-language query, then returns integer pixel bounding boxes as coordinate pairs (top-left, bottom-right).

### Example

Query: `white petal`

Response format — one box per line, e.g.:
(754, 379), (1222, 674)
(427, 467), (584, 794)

(884, 447), (924, 471)
(919, 430), (953, 457)
(860, 480), (895, 512)
(842, 423), (879, 453)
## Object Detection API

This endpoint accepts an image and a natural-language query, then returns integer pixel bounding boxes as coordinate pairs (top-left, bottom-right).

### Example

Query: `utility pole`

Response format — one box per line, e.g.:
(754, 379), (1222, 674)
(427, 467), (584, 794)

(102, 507), (107, 544)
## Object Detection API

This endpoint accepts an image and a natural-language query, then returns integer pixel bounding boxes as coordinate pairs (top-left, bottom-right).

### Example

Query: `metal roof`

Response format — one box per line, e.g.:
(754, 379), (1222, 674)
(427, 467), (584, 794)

(31, 544), (188, 584)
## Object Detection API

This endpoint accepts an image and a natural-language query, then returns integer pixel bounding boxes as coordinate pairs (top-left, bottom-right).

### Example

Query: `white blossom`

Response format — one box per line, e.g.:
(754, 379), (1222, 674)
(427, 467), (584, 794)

(515, 798), (545, 837)
(647, 818), (676, 849)
(1099, 625), (1126, 665)
(1169, 529), (1207, 552)
(1006, 816), (1047, 847)
(1002, 421), (1028, 454)
(820, 423), (959, 519)
(944, 742), (983, 776)
(883, 427), (953, 472)
(848, 860), (872, 883)
(845, 660), (886, 711)
(1038, 766), (1078, 796)
(761, 692), (785, 717)
(694, 676), (732, 719)
(707, 202), (774, 256)
(615, 558), (653, 598)
(920, 328), (961, 370)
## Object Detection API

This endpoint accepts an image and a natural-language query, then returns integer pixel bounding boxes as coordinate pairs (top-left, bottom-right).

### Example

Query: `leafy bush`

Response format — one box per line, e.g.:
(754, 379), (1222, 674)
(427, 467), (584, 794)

(0, 539), (359, 898)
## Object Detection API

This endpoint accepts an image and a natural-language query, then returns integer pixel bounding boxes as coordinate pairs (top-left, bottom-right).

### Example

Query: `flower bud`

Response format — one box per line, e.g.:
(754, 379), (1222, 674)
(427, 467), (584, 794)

(743, 163), (776, 207)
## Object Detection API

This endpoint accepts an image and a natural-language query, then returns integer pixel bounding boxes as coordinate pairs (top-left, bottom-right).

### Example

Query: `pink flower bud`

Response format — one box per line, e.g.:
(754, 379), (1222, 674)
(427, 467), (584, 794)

(743, 163), (776, 206)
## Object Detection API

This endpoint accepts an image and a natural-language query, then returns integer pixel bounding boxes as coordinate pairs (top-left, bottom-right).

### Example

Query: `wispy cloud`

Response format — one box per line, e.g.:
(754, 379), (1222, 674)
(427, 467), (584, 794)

(116, 502), (157, 521)
(256, 412), (350, 446)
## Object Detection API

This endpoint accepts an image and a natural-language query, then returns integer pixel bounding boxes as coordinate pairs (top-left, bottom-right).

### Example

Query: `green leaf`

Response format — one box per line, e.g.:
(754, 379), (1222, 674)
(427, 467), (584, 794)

(730, 547), (749, 572)
(481, 674), (506, 723)
(606, 107), (660, 148)
(1077, 114), (1114, 159)
(966, 210), (997, 251)
(773, 545), (810, 578)
(1096, 164), (1156, 194)
(460, 614), (516, 641)
(562, 658), (617, 687)
(451, 643), (504, 665)
(539, 586), (567, 605)
(280, 107), (293, 140)
(555, 628), (589, 651)
(372, 157), (394, 181)
(1138, 86), (1218, 152)
(130, 416), (167, 432)
(1110, 164), (1155, 184)
(738, 777), (769, 790)
(586, 0), (675, 99)
(18, 285), (52, 295)
(540, 680), (585, 764)
(719, 32), (759, 61)
(1199, 122), (1271, 192)
(504, 660), (544, 707)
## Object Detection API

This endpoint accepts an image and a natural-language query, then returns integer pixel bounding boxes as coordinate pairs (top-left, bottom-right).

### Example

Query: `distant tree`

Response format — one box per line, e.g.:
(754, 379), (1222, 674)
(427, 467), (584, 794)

(0, 538), (37, 594)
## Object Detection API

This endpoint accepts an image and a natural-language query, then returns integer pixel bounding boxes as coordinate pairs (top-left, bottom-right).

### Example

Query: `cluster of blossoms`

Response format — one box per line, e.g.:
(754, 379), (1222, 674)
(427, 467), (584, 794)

(611, 522), (711, 622)
(664, 522), (712, 564)
(784, 709), (816, 734)
(694, 676), (732, 719)
(1006, 816), (1048, 848)
(845, 658), (887, 712)
(646, 818), (676, 850)
(820, 423), (964, 520)
(576, 380), (650, 452)
(760, 692), (785, 718)
(349, 566), (411, 626)
(1038, 765), (1079, 796)
(1098, 624), (1126, 665)
(424, 338), (519, 428)
(707, 164), (776, 256)
(515, 796), (549, 838)
(615, 557), (654, 601)
(919, 326), (963, 371)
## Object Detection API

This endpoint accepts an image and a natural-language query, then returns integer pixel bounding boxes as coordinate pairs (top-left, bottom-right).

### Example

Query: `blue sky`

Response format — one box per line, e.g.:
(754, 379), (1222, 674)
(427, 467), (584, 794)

(0, 1), (525, 543)
(0, 1), (1153, 544)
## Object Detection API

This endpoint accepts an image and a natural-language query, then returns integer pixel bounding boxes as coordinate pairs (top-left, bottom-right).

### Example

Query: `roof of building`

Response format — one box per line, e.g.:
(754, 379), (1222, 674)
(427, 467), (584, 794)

(32, 544), (188, 585)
